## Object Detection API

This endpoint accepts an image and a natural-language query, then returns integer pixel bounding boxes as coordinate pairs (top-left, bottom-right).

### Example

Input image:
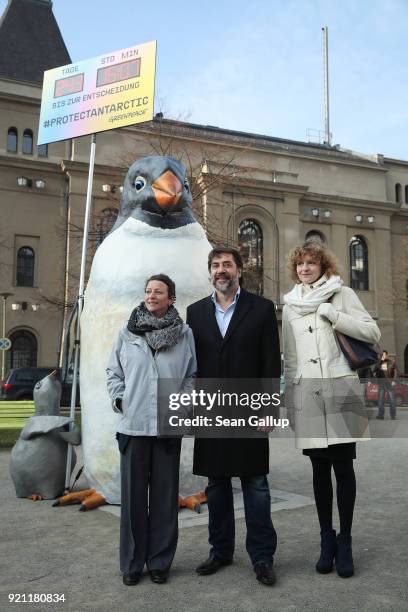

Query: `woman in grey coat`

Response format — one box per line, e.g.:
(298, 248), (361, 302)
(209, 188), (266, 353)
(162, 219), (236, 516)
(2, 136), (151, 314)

(107, 274), (196, 586)
(283, 242), (380, 578)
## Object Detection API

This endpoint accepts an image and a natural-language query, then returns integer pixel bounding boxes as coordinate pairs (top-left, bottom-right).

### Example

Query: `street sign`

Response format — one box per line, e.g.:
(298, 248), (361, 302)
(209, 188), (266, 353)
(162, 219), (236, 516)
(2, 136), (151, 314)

(38, 40), (157, 145)
(0, 338), (11, 351)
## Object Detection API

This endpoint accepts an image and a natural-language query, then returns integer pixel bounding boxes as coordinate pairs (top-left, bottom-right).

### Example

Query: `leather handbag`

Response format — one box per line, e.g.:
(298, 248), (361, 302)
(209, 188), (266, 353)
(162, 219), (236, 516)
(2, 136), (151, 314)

(334, 330), (381, 372)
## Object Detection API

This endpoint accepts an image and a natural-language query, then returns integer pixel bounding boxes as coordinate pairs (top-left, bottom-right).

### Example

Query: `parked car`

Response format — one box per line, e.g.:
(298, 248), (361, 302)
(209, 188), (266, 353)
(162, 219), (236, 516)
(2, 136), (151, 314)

(365, 379), (408, 407)
(0, 367), (80, 406)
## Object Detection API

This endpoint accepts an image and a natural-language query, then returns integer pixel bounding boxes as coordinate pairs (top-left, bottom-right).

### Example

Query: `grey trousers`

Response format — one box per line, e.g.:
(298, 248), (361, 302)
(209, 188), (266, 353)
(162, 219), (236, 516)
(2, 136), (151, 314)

(120, 436), (181, 574)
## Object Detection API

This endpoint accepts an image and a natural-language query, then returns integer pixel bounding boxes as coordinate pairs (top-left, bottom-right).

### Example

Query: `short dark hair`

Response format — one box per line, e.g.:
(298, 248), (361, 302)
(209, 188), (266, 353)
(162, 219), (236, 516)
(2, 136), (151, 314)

(207, 246), (243, 272)
(145, 274), (176, 298)
(382, 350), (388, 355)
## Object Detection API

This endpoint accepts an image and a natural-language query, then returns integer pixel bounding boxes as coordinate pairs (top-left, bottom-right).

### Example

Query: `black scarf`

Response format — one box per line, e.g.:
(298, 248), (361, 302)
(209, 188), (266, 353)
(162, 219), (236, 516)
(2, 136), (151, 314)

(127, 302), (184, 350)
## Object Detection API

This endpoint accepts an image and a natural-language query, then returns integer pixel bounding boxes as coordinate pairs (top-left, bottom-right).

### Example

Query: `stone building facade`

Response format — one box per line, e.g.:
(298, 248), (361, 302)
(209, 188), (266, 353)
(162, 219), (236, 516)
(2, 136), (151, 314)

(1, 0), (407, 374)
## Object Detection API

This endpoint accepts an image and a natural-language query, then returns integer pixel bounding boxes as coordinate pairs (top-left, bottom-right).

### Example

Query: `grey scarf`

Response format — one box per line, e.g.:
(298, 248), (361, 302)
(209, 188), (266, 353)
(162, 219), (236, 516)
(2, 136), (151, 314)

(127, 302), (184, 350)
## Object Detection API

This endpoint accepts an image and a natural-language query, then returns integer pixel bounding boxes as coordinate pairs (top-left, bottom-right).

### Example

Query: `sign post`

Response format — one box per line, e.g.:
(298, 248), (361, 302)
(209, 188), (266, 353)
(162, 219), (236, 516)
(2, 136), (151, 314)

(0, 292), (13, 381)
(37, 41), (157, 491)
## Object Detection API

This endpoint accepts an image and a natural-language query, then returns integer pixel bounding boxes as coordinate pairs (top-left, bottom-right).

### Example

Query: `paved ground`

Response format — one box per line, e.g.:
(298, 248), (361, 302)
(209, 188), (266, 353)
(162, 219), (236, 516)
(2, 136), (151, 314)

(1, 416), (407, 612)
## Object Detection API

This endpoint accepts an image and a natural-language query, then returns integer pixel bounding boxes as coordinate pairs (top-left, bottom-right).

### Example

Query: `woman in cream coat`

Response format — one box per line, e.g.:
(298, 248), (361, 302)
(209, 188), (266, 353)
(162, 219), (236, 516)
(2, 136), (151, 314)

(283, 241), (380, 578)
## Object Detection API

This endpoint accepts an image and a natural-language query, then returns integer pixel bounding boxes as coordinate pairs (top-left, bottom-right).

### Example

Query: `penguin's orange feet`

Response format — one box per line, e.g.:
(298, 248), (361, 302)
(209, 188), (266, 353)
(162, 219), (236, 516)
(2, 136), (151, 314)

(52, 488), (96, 507)
(27, 494), (43, 501)
(79, 492), (106, 512)
(179, 491), (207, 513)
(194, 491), (207, 504)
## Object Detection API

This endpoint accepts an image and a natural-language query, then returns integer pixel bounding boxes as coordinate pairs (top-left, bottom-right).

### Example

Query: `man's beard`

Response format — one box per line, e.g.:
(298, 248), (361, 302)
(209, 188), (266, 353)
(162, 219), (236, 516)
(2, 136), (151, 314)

(213, 274), (239, 293)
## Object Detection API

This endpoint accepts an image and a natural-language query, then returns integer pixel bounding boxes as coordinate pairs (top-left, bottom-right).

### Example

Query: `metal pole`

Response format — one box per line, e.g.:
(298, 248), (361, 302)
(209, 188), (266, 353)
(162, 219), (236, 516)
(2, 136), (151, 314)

(0, 292), (13, 381)
(322, 26), (331, 146)
(1, 297), (5, 381)
(64, 133), (96, 492)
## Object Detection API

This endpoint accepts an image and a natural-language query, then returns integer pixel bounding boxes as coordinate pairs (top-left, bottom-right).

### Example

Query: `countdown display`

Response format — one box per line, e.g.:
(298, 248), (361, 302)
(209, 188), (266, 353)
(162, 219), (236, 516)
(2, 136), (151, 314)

(96, 59), (141, 88)
(38, 41), (156, 145)
(54, 73), (84, 98)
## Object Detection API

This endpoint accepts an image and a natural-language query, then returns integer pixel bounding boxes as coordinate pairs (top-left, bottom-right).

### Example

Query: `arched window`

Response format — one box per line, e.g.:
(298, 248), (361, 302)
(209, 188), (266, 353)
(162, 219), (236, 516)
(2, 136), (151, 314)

(7, 127), (18, 152)
(238, 218), (264, 295)
(395, 183), (402, 203)
(94, 208), (118, 246)
(16, 246), (35, 287)
(38, 143), (48, 157)
(6, 330), (38, 370)
(350, 235), (369, 290)
(305, 230), (326, 244)
(405, 185), (408, 204)
(22, 129), (33, 154)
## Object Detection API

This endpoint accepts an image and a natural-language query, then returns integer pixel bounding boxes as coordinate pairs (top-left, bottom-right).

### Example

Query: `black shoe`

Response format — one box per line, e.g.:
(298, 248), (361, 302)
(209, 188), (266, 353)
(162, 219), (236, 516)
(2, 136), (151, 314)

(254, 562), (276, 586)
(122, 572), (141, 586)
(376, 416), (384, 420)
(335, 534), (354, 578)
(149, 570), (168, 584)
(195, 556), (233, 575)
(316, 529), (336, 574)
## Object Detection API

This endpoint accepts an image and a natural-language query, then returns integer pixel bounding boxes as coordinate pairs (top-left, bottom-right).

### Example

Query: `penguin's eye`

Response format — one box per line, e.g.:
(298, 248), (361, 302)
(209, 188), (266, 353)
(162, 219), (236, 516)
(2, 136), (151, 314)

(134, 176), (146, 192)
(184, 178), (190, 192)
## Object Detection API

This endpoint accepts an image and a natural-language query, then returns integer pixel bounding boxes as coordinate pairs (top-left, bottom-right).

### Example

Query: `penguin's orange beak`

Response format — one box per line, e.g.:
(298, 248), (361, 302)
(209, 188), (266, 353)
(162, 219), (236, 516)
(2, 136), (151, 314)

(152, 171), (183, 211)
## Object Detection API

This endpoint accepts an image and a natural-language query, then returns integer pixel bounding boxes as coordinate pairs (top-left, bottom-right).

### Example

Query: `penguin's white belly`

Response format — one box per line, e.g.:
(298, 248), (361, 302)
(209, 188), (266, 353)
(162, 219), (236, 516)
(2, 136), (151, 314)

(80, 218), (212, 503)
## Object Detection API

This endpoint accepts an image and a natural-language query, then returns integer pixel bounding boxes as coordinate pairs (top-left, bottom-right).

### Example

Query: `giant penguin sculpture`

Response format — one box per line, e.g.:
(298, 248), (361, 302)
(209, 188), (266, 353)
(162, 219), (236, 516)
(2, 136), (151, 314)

(10, 371), (81, 500)
(79, 156), (212, 506)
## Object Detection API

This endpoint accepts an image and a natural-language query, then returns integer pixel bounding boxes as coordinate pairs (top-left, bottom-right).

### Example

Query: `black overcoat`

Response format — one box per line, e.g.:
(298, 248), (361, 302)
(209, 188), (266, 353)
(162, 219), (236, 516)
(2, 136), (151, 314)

(186, 288), (281, 477)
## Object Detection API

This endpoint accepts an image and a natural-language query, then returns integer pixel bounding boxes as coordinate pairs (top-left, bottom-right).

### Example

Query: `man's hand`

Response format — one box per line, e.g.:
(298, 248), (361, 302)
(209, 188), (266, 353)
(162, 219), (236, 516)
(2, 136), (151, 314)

(317, 303), (338, 324)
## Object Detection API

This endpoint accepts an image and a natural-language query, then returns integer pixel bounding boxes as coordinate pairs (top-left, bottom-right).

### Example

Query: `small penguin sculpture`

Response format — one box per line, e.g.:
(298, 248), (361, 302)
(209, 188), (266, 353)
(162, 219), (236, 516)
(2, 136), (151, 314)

(10, 371), (81, 500)
(80, 155), (212, 505)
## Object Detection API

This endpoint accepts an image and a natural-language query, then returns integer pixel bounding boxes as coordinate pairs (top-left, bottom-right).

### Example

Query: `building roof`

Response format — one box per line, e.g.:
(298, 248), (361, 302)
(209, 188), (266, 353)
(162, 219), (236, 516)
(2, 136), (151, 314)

(146, 117), (384, 169)
(0, 0), (71, 86)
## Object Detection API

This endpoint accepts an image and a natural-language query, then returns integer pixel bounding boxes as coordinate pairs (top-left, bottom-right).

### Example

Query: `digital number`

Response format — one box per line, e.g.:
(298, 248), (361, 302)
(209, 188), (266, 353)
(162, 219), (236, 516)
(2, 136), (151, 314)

(54, 74), (84, 98)
(96, 59), (141, 87)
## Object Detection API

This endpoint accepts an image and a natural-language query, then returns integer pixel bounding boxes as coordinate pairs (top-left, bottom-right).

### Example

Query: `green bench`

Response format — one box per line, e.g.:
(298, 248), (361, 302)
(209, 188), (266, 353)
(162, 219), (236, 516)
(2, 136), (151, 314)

(0, 402), (81, 447)
(0, 401), (34, 446)
(0, 402), (35, 428)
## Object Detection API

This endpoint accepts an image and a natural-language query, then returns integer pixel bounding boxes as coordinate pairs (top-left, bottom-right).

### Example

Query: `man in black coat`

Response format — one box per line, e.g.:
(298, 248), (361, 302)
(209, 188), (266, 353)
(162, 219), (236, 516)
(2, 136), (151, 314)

(186, 246), (281, 586)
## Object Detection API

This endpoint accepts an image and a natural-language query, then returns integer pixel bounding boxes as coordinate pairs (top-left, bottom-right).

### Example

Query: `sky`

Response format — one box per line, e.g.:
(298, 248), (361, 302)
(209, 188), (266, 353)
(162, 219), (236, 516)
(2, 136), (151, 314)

(2, 0), (408, 159)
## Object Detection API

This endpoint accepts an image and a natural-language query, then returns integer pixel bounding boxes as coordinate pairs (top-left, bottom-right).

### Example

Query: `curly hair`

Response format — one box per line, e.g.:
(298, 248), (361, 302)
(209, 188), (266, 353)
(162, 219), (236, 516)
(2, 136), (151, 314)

(287, 241), (340, 283)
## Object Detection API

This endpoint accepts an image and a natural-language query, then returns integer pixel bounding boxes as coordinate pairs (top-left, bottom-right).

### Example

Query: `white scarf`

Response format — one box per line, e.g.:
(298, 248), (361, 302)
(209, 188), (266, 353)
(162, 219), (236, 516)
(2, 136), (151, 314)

(283, 275), (343, 315)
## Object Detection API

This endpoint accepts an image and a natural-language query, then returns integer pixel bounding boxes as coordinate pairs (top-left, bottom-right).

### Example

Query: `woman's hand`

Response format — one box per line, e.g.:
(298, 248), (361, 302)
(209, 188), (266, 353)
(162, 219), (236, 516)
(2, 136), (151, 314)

(317, 303), (338, 324)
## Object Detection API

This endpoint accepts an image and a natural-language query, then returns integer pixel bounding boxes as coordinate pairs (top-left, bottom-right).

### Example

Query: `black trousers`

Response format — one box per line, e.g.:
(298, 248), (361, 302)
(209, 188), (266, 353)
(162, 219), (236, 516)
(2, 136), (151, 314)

(120, 436), (181, 574)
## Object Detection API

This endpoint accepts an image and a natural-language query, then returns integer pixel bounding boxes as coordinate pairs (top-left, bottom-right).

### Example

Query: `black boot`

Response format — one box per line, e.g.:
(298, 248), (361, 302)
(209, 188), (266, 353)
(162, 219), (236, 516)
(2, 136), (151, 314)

(316, 529), (336, 574)
(335, 534), (354, 578)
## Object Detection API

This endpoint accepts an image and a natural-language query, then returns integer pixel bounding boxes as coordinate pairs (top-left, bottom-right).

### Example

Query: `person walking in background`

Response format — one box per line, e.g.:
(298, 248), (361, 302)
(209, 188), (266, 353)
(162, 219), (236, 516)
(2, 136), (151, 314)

(375, 350), (397, 420)
(187, 246), (281, 586)
(107, 274), (196, 586)
(283, 241), (381, 578)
